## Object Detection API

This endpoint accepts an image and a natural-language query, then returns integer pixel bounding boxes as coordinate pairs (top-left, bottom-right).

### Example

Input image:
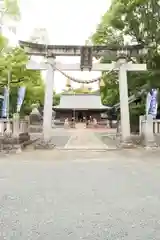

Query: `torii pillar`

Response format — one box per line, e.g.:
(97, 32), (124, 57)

(117, 56), (146, 143)
(26, 57), (55, 141)
(43, 57), (55, 140)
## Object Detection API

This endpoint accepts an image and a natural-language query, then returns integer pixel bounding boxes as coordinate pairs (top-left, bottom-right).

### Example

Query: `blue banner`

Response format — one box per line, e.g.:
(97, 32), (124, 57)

(17, 86), (26, 112)
(146, 91), (152, 116)
(2, 86), (9, 118)
(147, 89), (158, 119)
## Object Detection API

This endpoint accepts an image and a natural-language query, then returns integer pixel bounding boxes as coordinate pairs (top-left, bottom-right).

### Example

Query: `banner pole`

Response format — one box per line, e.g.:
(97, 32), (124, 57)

(7, 70), (10, 120)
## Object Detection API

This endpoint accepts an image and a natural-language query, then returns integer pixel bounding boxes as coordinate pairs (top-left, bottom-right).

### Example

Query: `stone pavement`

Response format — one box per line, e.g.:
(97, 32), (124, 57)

(30, 130), (71, 148)
(95, 132), (119, 149)
(30, 126), (118, 150)
(64, 129), (109, 149)
(1, 149), (160, 239)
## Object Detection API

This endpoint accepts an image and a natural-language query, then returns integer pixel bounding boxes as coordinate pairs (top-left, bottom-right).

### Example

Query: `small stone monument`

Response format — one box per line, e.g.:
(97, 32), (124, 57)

(12, 113), (30, 146)
(29, 104), (42, 125)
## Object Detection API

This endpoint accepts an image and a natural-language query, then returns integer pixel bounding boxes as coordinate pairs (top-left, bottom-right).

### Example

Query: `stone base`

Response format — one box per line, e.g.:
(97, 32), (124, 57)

(0, 132), (30, 153)
(2, 132), (30, 144)
(143, 140), (158, 149)
(118, 136), (136, 149)
(34, 138), (56, 150)
(118, 135), (158, 149)
(19, 133), (30, 143)
(29, 125), (42, 133)
(141, 134), (158, 148)
(119, 141), (136, 149)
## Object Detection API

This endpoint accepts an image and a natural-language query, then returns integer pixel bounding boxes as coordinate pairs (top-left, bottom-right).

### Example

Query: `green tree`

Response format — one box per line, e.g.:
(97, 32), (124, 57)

(0, 0), (20, 56)
(90, 0), (160, 131)
(0, 47), (44, 115)
(3, 0), (20, 20)
(53, 91), (60, 106)
(91, 29), (123, 106)
(91, 0), (160, 107)
(63, 85), (93, 94)
(0, 1), (45, 116)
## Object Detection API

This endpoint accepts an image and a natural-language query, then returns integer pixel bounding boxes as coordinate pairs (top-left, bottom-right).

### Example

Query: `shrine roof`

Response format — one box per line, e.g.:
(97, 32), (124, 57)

(54, 94), (111, 110)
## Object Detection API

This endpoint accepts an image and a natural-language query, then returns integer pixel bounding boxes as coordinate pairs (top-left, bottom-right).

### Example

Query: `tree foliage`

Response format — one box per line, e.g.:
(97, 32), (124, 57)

(0, 0), (47, 116)
(3, 0), (20, 20)
(53, 91), (60, 106)
(63, 85), (93, 94)
(91, 0), (160, 115)
(0, 46), (44, 115)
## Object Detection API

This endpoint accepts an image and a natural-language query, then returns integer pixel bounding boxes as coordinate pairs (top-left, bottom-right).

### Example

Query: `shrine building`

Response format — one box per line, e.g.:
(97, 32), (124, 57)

(53, 93), (111, 122)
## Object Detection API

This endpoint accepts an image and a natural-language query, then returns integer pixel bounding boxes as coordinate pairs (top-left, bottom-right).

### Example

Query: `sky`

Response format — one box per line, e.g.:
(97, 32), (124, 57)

(4, 0), (111, 93)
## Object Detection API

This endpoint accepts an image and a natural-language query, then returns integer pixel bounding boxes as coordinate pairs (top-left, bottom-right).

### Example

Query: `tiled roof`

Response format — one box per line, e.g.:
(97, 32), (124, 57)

(54, 94), (111, 110)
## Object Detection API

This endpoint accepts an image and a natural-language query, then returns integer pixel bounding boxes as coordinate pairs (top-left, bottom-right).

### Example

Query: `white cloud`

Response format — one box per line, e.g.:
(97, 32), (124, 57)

(17, 0), (111, 92)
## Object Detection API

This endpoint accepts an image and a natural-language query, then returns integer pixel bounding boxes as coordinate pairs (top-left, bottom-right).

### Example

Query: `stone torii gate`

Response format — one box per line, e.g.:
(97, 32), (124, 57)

(19, 41), (147, 144)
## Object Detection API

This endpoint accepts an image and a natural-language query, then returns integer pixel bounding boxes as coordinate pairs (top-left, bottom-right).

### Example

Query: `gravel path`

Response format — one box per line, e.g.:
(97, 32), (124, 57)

(0, 150), (160, 239)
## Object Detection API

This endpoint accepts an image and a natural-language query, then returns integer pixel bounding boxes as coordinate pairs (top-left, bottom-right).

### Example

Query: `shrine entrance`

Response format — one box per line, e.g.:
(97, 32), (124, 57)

(77, 111), (84, 122)
(19, 41), (147, 147)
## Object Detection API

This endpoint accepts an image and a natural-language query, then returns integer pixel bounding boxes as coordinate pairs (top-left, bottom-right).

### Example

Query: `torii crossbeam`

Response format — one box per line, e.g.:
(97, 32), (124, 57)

(27, 60), (146, 72)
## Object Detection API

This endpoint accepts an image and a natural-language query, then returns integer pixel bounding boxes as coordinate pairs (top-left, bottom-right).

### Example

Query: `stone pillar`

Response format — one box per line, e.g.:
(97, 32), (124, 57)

(106, 119), (110, 128)
(153, 120), (158, 134)
(118, 58), (131, 142)
(20, 121), (28, 133)
(5, 121), (12, 135)
(52, 110), (56, 128)
(116, 121), (121, 135)
(0, 121), (5, 136)
(24, 115), (30, 124)
(139, 115), (145, 135)
(13, 118), (20, 137)
(144, 114), (156, 147)
(43, 57), (55, 141)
